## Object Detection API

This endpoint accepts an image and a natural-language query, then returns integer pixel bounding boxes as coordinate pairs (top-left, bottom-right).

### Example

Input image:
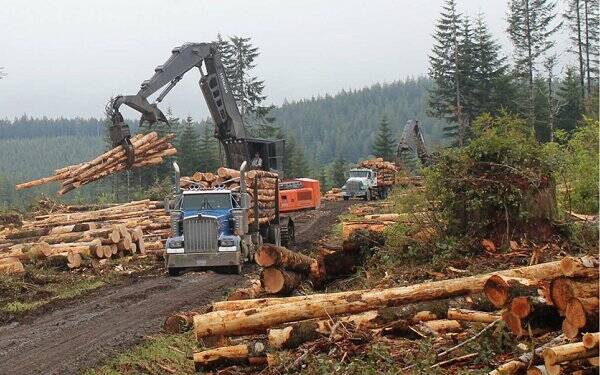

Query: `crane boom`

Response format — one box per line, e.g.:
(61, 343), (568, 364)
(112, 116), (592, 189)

(109, 42), (261, 169)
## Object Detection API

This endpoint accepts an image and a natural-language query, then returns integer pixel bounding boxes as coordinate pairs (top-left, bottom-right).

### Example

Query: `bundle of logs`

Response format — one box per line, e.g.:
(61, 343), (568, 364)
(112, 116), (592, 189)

(358, 158), (398, 186)
(15, 132), (177, 195)
(162, 256), (598, 372)
(0, 200), (170, 274)
(181, 167), (279, 225)
(322, 187), (343, 201)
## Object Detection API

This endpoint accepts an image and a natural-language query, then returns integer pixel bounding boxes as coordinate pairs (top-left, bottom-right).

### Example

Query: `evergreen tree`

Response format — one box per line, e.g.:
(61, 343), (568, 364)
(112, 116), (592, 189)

(557, 67), (585, 132)
(564, 0), (587, 98)
(175, 116), (201, 176)
(290, 146), (310, 178)
(472, 14), (510, 115)
(428, 0), (467, 145)
(372, 115), (396, 160)
(330, 157), (347, 188)
(318, 167), (330, 193)
(198, 123), (219, 172)
(457, 16), (478, 127)
(583, 0), (599, 93)
(507, 0), (562, 130)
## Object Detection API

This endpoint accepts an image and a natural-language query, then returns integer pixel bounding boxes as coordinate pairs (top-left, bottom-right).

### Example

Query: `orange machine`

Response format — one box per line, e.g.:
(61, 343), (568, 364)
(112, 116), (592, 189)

(279, 178), (321, 213)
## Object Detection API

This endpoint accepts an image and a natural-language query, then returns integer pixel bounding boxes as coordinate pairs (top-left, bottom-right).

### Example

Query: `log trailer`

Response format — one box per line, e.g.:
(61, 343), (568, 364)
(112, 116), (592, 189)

(107, 42), (319, 275)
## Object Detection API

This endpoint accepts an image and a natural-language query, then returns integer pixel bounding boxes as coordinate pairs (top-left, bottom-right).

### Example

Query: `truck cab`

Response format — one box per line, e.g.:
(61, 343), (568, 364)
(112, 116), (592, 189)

(165, 189), (252, 275)
(342, 168), (378, 201)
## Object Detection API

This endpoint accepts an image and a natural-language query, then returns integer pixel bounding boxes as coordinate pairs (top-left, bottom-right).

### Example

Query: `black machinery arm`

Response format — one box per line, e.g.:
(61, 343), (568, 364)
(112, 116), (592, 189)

(109, 42), (248, 167)
(396, 119), (431, 168)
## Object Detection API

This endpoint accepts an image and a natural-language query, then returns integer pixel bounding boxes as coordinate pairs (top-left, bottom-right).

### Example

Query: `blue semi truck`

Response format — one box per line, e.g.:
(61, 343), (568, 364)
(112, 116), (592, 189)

(164, 161), (293, 276)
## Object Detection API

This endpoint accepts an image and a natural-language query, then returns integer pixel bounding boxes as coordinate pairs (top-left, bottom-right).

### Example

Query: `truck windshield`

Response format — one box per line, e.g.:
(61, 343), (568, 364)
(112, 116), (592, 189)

(182, 193), (232, 210)
(349, 170), (370, 178)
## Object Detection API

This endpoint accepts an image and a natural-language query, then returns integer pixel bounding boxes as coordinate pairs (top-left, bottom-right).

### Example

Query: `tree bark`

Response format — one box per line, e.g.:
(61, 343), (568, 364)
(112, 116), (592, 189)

(255, 244), (316, 273)
(543, 341), (599, 368)
(447, 308), (500, 323)
(560, 256), (599, 278)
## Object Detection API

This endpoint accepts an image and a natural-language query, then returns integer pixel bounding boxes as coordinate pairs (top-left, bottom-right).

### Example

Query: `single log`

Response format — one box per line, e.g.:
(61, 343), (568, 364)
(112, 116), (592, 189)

(583, 332), (600, 349)
(195, 260), (569, 338)
(562, 319), (580, 339)
(527, 365), (549, 375)
(543, 341), (599, 368)
(484, 274), (540, 308)
(217, 167), (241, 179)
(228, 280), (262, 301)
(67, 252), (81, 269)
(447, 308), (500, 323)
(255, 244), (316, 273)
(511, 296), (548, 319)
(260, 268), (303, 295)
(565, 297), (599, 329)
(423, 319), (462, 333)
(193, 340), (267, 370)
(561, 256), (599, 278)
(0, 257), (25, 274)
(49, 223), (99, 235)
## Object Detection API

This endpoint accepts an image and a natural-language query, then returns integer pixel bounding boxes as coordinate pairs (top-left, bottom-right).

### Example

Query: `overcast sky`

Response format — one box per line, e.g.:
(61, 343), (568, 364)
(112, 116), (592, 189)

(0, 0), (569, 120)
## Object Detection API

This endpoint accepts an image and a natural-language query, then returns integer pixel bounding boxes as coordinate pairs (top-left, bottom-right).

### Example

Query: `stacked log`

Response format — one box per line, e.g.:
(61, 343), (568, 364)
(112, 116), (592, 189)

(15, 132), (177, 195)
(358, 158), (398, 186)
(186, 259), (598, 370)
(322, 187), (343, 201)
(0, 199), (170, 273)
(255, 244), (318, 295)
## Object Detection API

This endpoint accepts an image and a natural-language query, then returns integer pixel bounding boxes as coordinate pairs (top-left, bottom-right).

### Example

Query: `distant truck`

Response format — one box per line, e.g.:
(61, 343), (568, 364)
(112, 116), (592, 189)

(164, 162), (293, 276)
(341, 167), (391, 201)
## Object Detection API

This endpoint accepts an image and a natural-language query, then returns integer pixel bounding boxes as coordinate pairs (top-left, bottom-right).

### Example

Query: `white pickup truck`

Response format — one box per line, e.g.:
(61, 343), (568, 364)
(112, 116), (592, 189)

(341, 168), (391, 201)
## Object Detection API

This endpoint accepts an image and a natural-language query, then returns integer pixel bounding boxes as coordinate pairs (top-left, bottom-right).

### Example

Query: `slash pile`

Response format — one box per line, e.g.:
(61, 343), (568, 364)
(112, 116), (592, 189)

(162, 256), (598, 373)
(16, 132), (177, 195)
(0, 199), (170, 273)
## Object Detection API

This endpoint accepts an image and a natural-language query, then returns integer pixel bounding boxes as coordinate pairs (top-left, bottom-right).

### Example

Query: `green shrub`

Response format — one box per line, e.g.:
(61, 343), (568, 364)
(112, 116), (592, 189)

(424, 112), (555, 244)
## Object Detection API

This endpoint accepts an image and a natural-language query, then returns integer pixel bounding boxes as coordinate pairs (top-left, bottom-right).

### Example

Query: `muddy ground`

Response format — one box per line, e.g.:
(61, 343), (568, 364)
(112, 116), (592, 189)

(0, 200), (352, 375)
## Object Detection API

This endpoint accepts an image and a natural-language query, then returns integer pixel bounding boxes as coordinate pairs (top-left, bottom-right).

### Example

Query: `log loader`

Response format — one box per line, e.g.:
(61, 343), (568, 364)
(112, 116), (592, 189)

(107, 42), (318, 275)
(395, 119), (431, 169)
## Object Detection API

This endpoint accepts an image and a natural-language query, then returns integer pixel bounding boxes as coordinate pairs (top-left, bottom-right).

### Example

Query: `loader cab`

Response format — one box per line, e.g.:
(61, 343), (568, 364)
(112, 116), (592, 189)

(246, 138), (284, 176)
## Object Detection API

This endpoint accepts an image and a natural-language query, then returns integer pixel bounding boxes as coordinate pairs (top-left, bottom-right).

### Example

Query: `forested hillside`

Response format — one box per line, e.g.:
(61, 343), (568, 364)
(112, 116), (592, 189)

(273, 77), (446, 165)
(0, 78), (441, 207)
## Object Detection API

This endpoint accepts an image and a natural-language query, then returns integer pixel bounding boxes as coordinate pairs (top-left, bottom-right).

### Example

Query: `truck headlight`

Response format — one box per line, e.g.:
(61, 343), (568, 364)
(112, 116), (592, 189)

(168, 240), (183, 248)
(219, 238), (235, 247)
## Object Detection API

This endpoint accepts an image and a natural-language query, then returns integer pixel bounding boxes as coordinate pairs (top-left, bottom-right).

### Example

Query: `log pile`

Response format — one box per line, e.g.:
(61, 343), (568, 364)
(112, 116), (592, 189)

(0, 199), (170, 273)
(322, 187), (343, 201)
(180, 167), (279, 225)
(358, 158), (398, 186)
(15, 132), (177, 195)
(181, 257), (599, 372)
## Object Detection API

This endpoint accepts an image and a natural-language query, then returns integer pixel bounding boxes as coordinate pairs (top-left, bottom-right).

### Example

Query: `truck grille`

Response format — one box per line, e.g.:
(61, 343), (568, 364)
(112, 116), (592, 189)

(346, 180), (362, 193)
(183, 217), (218, 253)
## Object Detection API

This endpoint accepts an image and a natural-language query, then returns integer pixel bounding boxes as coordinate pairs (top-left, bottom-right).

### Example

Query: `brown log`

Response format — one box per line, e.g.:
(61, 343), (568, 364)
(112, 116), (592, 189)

(195, 260), (569, 338)
(543, 341), (599, 368)
(489, 335), (568, 375)
(193, 340), (267, 370)
(551, 277), (599, 314)
(502, 305), (562, 337)
(135, 238), (146, 254)
(562, 319), (580, 339)
(527, 365), (548, 375)
(566, 297), (599, 329)
(260, 268), (303, 295)
(511, 296), (548, 318)
(228, 280), (262, 301)
(0, 257), (25, 274)
(583, 332), (600, 349)
(423, 319), (462, 333)
(447, 308), (500, 323)
(255, 244), (316, 273)
(561, 256), (599, 278)
(484, 274), (540, 308)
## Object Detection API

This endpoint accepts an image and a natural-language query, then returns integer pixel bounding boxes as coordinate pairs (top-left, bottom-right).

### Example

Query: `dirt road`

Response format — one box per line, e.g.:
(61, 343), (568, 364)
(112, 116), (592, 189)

(0, 272), (242, 375)
(0, 200), (351, 375)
